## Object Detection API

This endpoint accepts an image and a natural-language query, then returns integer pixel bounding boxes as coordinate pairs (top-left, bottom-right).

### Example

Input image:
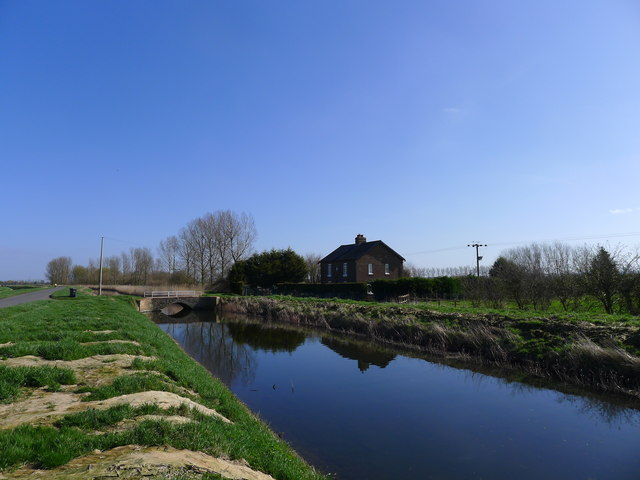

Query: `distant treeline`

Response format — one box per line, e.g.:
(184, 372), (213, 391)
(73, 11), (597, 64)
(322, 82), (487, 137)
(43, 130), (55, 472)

(45, 210), (257, 287)
(466, 242), (640, 315)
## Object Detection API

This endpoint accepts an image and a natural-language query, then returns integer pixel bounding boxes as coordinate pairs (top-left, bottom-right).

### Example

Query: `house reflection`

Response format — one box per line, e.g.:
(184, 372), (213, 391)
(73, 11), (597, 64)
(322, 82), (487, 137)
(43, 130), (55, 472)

(321, 337), (396, 372)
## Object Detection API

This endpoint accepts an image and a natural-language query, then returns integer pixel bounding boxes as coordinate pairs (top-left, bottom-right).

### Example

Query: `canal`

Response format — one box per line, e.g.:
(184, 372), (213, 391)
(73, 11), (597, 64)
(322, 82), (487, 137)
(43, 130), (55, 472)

(152, 310), (640, 480)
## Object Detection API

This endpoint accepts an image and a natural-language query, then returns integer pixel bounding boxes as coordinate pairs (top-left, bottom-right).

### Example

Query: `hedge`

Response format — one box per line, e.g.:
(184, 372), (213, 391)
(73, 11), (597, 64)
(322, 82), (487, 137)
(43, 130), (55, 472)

(276, 282), (368, 300)
(370, 277), (462, 301)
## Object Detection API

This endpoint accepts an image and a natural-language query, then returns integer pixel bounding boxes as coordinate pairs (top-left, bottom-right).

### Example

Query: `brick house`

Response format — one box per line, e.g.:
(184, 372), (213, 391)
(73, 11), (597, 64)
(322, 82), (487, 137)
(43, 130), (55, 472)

(319, 234), (405, 283)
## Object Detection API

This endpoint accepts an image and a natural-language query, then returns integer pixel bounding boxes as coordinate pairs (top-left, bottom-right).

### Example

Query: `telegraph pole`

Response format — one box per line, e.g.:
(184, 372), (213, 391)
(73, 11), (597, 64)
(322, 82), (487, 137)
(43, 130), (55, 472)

(98, 236), (104, 296)
(467, 243), (487, 277)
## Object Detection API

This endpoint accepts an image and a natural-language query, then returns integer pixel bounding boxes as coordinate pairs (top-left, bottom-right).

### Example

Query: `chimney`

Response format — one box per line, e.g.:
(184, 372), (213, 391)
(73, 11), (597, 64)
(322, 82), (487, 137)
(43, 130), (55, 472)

(355, 234), (366, 245)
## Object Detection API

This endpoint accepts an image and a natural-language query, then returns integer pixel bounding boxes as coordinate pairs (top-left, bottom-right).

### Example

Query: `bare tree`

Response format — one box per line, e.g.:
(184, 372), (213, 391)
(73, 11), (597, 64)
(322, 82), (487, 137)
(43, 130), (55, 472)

(226, 211), (257, 263)
(178, 228), (196, 282)
(403, 263), (427, 277)
(130, 247), (154, 285)
(183, 218), (209, 285)
(304, 253), (322, 283)
(504, 244), (551, 310)
(158, 235), (180, 278)
(120, 251), (132, 284)
(177, 210), (257, 286)
(45, 256), (72, 284)
(213, 210), (257, 280)
(106, 256), (121, 284)
(542, 242), (577, 311)
(87, 259), (99, 284)
(71, 265), (88, 284)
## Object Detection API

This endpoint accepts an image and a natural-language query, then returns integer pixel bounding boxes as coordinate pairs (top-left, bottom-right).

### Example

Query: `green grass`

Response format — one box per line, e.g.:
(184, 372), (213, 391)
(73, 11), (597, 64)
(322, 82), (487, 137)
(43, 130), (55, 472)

(55, 403), (198, 430)
(0, 285), (51, 299)
(79, 372), (187, 401)
(266, 294), (640, 325)
(49, 286), (92, 299)
(0, 295), (327, 479)
(0, 339), (144, 361)
(0, 365), (76, 403)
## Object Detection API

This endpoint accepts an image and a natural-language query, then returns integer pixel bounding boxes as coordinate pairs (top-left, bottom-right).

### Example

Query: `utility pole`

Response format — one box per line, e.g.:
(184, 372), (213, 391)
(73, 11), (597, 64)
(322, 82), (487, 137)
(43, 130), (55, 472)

(99, 236), (104, 296)
(467, 243), (487, 277)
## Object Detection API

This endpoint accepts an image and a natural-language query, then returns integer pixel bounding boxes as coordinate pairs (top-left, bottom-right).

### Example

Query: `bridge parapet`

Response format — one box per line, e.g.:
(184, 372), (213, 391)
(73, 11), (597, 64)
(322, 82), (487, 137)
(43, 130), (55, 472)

(143, 290), (202, 298)
(137, 294), (216, 313)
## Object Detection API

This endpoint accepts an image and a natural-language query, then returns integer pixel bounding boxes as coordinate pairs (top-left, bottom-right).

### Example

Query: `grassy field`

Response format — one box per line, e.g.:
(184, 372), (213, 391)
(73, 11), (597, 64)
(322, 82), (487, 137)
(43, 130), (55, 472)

(264, 294), (640, 325)
(0, 288), (327, 479)
(0, 285), (51, 300)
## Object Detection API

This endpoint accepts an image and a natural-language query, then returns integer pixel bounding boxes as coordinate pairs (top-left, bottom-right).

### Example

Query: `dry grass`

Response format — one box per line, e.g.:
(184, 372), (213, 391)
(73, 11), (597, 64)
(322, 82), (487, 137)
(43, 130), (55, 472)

(86, 285), (197, 297)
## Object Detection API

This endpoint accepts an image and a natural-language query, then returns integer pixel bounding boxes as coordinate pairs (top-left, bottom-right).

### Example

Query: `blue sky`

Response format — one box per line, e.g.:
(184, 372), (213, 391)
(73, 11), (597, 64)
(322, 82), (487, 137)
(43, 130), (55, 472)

(2, 0), (640, 280)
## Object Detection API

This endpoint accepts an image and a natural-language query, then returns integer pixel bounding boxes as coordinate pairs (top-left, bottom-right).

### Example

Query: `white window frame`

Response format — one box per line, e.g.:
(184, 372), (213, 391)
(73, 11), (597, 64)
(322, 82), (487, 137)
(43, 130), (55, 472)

(368, 263), (373, 275)
(343, 262), (348, 277)
(327, 263), (332, 277)
(384, 263), (390, 275)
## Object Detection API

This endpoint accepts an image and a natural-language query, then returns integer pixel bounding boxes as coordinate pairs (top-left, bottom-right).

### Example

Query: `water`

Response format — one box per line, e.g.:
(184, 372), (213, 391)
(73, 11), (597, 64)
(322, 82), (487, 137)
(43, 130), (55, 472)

(154, 310), (640, 480)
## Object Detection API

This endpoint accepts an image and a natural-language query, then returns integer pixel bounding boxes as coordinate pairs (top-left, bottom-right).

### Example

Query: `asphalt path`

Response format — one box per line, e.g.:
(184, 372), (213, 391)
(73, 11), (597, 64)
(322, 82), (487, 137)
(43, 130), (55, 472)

(0, 287), (65, 309)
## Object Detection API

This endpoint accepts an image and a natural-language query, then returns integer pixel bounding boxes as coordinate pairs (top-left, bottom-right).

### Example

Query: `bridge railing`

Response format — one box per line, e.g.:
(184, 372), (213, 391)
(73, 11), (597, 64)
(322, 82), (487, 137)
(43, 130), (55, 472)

(143, 290), (203, 298)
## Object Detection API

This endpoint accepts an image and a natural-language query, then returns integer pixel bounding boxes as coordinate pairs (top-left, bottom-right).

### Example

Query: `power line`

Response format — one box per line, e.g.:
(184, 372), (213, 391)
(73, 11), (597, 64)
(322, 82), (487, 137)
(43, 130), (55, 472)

(406, 231), (640, 256)
(102, 236), (147, 248)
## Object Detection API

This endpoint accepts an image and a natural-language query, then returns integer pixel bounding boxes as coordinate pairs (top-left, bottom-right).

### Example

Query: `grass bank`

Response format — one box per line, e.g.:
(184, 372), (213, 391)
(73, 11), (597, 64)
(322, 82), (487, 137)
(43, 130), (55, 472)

(0, 289), (327, 479)
(219, 296), (640, 401)
(0, 286), (51, 300)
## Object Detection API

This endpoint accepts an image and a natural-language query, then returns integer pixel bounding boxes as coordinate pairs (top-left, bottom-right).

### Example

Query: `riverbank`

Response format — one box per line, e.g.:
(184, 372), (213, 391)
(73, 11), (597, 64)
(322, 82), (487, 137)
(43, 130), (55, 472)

(0, 289), (327, 480)
(219, 296), (640, 401)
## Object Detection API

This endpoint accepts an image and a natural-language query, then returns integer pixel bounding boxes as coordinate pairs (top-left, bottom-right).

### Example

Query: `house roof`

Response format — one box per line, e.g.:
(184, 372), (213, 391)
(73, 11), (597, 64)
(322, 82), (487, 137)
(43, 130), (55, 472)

(320, 240), (406, 263)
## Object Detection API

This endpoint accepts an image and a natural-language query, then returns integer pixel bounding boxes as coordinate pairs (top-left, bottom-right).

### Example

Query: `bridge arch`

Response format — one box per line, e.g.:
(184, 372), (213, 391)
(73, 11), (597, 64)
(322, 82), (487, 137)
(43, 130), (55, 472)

(137, 295), (217, 313)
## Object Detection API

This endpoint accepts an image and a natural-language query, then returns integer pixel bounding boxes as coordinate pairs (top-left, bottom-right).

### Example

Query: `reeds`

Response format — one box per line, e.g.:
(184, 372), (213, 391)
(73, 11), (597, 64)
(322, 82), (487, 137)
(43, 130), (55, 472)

(87, 285), (197, 296)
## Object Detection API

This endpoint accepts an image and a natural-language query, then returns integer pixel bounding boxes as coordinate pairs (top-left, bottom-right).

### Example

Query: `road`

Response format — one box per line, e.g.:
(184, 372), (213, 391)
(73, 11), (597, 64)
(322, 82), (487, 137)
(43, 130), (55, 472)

(0, 287), (65, 309)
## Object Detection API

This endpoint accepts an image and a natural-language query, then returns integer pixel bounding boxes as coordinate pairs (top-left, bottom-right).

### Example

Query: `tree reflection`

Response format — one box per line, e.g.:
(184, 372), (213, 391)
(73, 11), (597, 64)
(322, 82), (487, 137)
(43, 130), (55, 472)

(553, 391), (640, 427)
(321, 337), (396, 372)
(225, 321), (306, 353)
(453, 366), (640, 427)
(161, 321), (256, 387)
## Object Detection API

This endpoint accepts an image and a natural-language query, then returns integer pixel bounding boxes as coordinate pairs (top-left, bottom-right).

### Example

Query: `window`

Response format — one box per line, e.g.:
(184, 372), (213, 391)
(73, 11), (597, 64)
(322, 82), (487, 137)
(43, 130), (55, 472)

(384, 263), (390, 275)
(368, 263), (373, 275)
(343, 262), (348, 277)
(327, 263), (332, 277)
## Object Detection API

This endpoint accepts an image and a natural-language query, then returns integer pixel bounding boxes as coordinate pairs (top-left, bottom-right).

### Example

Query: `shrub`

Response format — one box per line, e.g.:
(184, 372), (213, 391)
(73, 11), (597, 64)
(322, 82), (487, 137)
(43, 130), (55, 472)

(371, 277), (461, 302)
(277, 282), (368, 300)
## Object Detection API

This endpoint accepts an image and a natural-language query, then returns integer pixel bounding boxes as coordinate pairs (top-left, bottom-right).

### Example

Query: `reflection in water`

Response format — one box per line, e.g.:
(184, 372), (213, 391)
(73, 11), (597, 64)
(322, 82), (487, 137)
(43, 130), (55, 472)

(160, 303), (186, 316)
(555, 391), (640, 428)
(148, 309), (214, 324)
(321, 337), (396, 372)
(158, 320), (256, 386)
(154, 313), (640, 480)
(154, 315), (306, 386)
(457, 368), (640, 429)
(226, 322), (306, 353)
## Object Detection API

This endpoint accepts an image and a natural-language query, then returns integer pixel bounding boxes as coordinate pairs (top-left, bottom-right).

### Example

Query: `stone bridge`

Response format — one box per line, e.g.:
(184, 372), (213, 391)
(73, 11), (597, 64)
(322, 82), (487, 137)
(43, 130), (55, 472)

(136, 292), (218, 313)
